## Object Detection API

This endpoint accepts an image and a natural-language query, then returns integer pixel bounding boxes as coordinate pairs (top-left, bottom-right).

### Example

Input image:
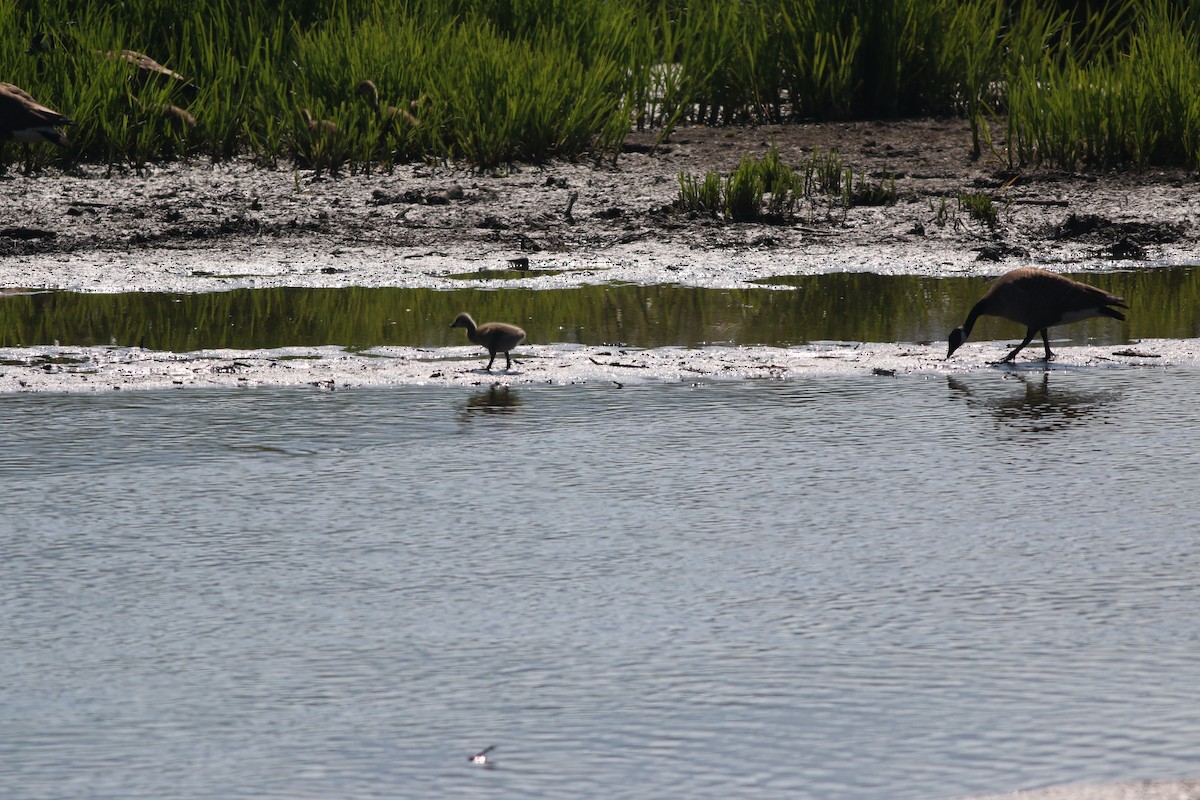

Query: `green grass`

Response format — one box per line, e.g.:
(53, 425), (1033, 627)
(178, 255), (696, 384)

(958, 191), (999, 227)
(3, 0), (1200, 172)
(675, 143), (896, 222)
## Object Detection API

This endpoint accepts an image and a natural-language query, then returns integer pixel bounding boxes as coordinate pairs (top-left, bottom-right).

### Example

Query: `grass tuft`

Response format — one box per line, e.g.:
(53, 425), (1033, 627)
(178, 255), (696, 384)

(676, 143), (894, 222)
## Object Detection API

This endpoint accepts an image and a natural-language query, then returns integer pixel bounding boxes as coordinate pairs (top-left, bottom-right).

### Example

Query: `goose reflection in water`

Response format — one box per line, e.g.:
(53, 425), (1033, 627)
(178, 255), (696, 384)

(947, 372), (1119, 432)
(462, 385), (523, 417)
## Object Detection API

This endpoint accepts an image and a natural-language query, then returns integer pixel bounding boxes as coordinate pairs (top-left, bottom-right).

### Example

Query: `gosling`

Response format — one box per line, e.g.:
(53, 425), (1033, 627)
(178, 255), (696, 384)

(947, 266), (1128, 362)
(450, 312), (526, 371)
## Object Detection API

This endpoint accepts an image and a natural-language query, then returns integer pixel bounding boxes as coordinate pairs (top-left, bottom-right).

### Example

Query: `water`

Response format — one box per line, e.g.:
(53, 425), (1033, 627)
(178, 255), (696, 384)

(3, 372), (1200, 800)
(4, 267), (1199, 352)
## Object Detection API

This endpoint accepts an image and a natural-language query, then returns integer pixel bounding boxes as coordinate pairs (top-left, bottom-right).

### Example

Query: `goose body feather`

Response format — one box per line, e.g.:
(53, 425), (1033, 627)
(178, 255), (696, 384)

(947, 267), (1127, 362)
(0, 82), (73, 146)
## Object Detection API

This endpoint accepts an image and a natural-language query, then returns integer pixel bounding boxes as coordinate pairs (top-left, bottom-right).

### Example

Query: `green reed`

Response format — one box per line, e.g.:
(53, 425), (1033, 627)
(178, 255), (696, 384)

(999, 0), (1200, 169)
(676, 143), (894, 221)
(958, 191), (999, 227)
(4, 0), (1200, 172)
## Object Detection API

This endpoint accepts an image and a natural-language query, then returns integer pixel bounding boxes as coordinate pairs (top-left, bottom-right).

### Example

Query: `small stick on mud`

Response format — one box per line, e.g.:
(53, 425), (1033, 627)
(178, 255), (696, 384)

(589, 356), (648, 369)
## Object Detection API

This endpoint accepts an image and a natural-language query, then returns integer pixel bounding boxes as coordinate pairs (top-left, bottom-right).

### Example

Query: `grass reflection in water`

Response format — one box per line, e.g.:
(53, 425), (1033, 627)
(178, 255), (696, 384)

(1, 268), (1196, 352)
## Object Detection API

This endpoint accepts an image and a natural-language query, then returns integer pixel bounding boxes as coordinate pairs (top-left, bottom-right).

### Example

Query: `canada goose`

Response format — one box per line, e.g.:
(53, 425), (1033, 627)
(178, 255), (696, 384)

(355, 79), (420, 127)
(469, 745), (495, 764)
(0, 82), (73, 146)
(104, 50), (199, 97)
(451, 312), (526, 370)
(29, 34), (199, 98)
(158, 103), (197, 130)
(947, 266), (1128, 362)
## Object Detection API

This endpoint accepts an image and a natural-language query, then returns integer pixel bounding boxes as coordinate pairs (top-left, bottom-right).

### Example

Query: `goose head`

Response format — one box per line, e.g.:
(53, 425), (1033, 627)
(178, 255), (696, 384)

(947, 327), (968, 359)
(355, 79), (380, 110)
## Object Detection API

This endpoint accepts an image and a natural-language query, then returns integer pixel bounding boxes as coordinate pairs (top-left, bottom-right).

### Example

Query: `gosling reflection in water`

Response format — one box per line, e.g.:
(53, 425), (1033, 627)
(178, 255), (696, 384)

(463, 385), (522, 416)
(947, 372), (1116, 431)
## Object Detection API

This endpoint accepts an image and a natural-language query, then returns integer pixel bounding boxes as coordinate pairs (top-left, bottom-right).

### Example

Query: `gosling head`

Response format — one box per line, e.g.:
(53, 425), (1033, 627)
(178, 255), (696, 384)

(450, 312), (474, 330)
(947, 327), (968, 359)
(355, 79), (379, 108)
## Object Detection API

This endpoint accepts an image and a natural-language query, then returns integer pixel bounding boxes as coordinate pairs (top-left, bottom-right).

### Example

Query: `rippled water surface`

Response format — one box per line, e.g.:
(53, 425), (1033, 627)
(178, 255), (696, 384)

(3, 371), (1200, 800)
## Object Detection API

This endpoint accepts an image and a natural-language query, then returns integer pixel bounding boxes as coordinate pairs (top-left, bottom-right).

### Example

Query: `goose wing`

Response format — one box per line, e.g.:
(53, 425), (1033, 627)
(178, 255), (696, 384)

(0, 83), (73, 129)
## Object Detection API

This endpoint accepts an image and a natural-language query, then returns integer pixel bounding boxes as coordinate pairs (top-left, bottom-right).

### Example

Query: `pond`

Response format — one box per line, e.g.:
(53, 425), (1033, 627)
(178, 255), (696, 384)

(2, 267), (1198, 352)
(3, 372), (1199, 800)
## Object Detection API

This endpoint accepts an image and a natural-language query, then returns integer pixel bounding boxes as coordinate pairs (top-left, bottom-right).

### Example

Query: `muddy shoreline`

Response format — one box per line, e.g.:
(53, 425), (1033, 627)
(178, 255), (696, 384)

(2, 119), (1197, 293)
(2, 118), (1198, 392)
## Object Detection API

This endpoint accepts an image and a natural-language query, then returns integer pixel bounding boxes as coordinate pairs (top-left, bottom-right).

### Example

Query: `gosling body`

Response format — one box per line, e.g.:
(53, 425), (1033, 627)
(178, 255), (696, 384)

(451, 312), (526, 370)
(299, 107), (336, 135)
(355, 79), (420, 127)
(947, 267), (1127, 362)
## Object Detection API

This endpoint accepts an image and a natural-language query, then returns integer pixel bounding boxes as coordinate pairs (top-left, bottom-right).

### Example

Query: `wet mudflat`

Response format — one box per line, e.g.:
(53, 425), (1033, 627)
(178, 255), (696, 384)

(0, 267), (1194, 391)
(2, 374), (1199, 800)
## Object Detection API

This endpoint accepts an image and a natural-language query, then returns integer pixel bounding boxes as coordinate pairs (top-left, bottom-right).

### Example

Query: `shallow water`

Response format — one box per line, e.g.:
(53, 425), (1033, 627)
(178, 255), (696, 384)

(2, 267), (1197, 351)
(3, 372), (1200, 800)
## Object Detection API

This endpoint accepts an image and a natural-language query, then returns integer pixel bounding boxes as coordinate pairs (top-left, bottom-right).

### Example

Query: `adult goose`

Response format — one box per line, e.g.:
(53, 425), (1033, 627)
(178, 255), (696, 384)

(451, 312), (526, 371)
(947, 267), (1128, 362)
(107, 49), (198, 96)
(0, 82), (73, 146)
(29, 34), (199, 98)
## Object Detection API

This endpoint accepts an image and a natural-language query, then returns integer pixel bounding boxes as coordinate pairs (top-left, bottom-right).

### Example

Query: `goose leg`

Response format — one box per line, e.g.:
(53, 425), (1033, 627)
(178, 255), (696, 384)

(484, 352), (496, 370)
(1000, 328), (1039, 362)
(1040, 329), (1055, 360)
(504, 352), (512, 370)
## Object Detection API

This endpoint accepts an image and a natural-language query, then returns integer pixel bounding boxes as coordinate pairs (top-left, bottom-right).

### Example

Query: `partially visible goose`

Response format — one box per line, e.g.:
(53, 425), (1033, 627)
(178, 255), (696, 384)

(104, 49), (199, 97)
(947, 266), (1128, 362)
(451, 312), (526, 371)
(355, 79), (420, 127)
(0, 82), (73, 146)
(299, 107), (336, 136)
(158, 103), (197, 130)
(29, 34), (199, 98)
